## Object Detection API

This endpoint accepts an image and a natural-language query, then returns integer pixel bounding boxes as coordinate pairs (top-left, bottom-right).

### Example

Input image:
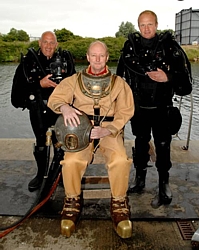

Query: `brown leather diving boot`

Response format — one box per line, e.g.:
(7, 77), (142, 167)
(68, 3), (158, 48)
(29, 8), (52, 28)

(61, 194), (82, 237)
(110, 197), (132, 238)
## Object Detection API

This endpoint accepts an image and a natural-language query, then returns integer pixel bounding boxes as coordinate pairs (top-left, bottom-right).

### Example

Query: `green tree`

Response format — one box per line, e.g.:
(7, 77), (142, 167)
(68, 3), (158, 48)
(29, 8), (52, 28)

(157, 29), (174, 35)
(2, 28), (29, 42)
(17, 29), (29, 41)
(115, 22), (137, 38)
(28, 40), (39, 51)
(61, 38), (94, 60)
(54, 28), (80, 42)
(100, 37), (126, 61)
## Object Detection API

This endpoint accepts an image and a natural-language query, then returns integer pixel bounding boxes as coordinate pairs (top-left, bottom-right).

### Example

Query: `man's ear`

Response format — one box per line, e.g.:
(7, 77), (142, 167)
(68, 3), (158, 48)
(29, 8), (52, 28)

(86, 53), (90, 62)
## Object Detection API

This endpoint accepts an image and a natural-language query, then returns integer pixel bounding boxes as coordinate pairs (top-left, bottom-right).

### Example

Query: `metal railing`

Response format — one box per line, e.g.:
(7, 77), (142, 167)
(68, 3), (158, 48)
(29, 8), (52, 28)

(174, 92), (193, 150)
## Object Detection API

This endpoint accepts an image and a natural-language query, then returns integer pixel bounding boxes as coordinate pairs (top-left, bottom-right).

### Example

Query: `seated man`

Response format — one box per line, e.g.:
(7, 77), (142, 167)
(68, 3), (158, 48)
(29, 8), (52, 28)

(48, 40), (135, 238)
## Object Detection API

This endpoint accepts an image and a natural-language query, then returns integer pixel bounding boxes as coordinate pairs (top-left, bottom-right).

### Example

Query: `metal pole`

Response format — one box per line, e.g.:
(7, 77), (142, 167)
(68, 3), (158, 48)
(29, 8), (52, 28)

(175, 92), (193, 150)
(182, 93), (193, 150)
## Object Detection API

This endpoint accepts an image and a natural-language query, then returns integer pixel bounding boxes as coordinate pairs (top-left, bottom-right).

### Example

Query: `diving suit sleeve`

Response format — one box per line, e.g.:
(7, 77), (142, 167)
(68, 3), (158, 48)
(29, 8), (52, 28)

(116, 55), (125, 79)
(171, 42), (192, 96)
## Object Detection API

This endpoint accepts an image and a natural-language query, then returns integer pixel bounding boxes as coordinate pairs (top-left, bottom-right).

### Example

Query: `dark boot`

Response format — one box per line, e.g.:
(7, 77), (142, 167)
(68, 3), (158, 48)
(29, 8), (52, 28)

(128, 168), (147, 193)
(151, 172), (172, 209)
(61, 194), (83, 237)
(110, 197), (132, 239)
(28, 145), (47, 192)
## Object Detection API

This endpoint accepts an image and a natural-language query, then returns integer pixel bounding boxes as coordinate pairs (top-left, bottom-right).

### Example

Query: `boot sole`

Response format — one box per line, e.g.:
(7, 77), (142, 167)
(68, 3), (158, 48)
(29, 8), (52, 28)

(128, 186), (145, 194)
(151, 195), (172, 209)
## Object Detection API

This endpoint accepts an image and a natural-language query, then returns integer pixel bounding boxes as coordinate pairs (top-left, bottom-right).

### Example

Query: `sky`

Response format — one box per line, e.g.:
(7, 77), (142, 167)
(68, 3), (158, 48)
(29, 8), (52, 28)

(0, 0), (198, 39)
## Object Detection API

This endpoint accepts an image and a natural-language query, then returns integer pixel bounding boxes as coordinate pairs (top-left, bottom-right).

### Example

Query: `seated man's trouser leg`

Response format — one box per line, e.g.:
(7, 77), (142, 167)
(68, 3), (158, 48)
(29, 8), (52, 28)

(60, 131), (132, 198)
(100, 132), (132, 198)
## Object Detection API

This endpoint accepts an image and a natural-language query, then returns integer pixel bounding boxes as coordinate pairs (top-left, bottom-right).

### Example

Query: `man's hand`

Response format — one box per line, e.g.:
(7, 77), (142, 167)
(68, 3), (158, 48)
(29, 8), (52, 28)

(60, 104), (82, 127)
(146, 68), (168, 82)
(40, 74), (57, 88)
(90, 126), (111, 139)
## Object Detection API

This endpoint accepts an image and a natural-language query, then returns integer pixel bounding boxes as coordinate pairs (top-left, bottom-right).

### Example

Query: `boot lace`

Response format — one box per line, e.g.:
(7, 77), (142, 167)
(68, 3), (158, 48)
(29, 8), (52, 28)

(61, 196), (81, 217)
(111, 197), (130, 216)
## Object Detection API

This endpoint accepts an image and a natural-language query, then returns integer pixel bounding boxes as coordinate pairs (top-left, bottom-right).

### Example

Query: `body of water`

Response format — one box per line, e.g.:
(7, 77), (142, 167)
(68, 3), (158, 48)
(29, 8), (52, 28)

(0, 63), (199, 141)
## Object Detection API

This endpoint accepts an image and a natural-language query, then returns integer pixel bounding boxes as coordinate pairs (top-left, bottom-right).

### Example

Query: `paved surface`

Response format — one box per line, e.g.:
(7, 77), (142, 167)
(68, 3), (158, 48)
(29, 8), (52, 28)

(0, 139), (199, 250)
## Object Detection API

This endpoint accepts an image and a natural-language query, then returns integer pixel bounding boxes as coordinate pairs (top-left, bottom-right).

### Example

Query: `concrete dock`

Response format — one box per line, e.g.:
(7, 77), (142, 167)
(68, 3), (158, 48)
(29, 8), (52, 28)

(0, 138), (199, 250)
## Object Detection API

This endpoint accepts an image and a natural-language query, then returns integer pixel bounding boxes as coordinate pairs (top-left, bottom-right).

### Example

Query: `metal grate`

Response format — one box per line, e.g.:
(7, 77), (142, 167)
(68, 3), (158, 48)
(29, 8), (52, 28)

(177, 220), (195, 240)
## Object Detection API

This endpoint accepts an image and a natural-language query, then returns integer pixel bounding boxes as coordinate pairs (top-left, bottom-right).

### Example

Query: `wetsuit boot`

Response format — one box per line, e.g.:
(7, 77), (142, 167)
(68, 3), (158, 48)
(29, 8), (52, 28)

(151, 171), (172, 208)
(128, 168), (147, 193)
(28, 145), (47, 192)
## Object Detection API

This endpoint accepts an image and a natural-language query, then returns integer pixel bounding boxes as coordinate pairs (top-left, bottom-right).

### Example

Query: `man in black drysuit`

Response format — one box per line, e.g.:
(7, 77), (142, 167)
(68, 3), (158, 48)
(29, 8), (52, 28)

(116, 10), (192, 207)
(11, 31), (76, 192)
